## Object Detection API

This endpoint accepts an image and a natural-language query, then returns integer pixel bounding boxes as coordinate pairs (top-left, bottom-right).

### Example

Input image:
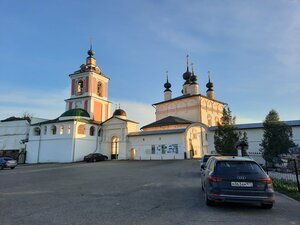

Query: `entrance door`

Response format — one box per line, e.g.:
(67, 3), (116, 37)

(111, 136), (119, 160)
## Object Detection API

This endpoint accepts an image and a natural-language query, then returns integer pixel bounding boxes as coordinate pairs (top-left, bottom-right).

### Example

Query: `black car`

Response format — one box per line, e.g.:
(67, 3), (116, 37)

(84, 153), (108, 162)
(200, 154), (219, 173)
(201, 156), (275, 209)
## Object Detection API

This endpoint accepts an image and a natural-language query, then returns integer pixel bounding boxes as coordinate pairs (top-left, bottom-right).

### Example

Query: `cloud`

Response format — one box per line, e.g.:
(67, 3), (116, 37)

(0, 87), (69, 120)
(0, 87), (155, 129)
(110, 98), (155, 129)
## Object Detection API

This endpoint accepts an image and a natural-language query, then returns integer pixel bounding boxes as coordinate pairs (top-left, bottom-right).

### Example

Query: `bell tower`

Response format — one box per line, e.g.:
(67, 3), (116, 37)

(65, 46), (111, 122)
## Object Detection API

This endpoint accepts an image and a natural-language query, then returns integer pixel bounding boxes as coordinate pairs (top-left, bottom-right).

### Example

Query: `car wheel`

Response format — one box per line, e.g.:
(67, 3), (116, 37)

(10, 167), (15, 169)
(204, 190), (214, 206)
(261, 203), (273, 209)
(93, 158), (97, 162)
(0, 165), (3, 170)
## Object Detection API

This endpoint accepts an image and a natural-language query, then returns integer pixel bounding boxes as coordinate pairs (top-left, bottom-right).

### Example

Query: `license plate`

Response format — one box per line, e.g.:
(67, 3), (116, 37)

(231, 181), (253, 187)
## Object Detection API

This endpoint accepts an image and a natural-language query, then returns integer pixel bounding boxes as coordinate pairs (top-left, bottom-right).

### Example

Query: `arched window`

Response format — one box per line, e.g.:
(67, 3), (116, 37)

(97, 82), (102, 96)
(207, 115), (212, 127)
(33, 127), (41, 136)
(77, 124), (86, 135)
(60, 124), (64, 135)
(215, 117), (219, 126)
(111, 136), (119, 160)
(51, 125), (57, 135)
(77, 80), (84, 95)
(44, 126), (47, 135)
(90, 126), (95, 136)
(67, 123), (71, 134)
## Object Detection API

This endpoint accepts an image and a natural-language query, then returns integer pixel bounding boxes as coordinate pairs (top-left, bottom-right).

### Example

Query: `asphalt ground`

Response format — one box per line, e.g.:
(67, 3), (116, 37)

(0, 160), (299, 225)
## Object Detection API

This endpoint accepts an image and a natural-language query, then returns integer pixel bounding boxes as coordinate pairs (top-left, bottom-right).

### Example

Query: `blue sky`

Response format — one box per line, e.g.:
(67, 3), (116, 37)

(0, 0), (299, 127)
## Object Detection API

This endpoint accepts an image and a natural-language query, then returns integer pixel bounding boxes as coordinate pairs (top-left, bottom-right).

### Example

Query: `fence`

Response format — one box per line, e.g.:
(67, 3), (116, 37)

(266, 158), (300, 193)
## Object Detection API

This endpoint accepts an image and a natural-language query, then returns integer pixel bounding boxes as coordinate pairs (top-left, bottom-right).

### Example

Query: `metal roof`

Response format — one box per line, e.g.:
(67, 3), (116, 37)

(128, 128), (186, 137)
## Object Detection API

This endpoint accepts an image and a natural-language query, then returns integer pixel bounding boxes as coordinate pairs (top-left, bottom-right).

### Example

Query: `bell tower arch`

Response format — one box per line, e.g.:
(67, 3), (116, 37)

(65, 46), (111, 122)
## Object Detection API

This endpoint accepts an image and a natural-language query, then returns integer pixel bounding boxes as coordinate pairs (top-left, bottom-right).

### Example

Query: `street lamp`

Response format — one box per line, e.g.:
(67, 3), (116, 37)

(235, 140), (248, 157)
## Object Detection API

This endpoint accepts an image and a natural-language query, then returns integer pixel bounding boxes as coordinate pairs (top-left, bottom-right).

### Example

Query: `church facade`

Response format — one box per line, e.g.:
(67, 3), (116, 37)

(26, 49), (225, 163)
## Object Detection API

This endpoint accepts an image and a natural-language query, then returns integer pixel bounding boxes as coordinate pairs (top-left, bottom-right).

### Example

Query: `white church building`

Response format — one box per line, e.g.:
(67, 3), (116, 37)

(1, 47), (296, 164)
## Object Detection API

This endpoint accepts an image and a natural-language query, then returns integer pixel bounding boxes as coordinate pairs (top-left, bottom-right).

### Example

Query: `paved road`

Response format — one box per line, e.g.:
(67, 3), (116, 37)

(0, 160), (299, 225)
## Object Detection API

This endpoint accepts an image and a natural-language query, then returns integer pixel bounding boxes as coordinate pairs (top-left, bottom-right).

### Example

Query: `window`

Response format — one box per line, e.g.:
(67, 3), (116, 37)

(67, 123), (71, 134)
(77, 124), (86, 135)
(207, 115), (212, 127)
(60, 124), (64, 135)
(77, 80), (84, 95)
(97, 82), (102, 96)
(151, 145), (155, 154)
(33, 127), (40, 136)
(51, 125), (57, 135)
(90, 126), (95, 136)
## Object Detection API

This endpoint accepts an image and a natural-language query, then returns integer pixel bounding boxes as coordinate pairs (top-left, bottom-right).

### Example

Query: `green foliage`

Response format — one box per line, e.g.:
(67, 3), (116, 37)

(272, 178), (300, 201)
(214, 106), (248, 155)
(260, 109), (295, 163)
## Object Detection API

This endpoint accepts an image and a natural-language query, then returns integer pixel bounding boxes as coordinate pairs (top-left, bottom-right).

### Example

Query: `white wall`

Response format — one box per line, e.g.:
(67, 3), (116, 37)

(128, 133), (185, 160)
(0, 120), (29, 151)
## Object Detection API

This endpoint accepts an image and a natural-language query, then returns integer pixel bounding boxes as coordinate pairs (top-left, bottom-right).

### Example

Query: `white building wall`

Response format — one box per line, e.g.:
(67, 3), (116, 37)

(0, 120), (29, 151)
(207, 125), (300, 165)
(128, 133), (185, 160)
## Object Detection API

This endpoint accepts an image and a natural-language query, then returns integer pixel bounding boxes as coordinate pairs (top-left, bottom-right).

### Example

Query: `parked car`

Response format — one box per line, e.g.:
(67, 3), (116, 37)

(0, 157), (18, 170)
(200, 154), (219, 173)
(84, 153), (108, 162)
(201, 156), (275, 209)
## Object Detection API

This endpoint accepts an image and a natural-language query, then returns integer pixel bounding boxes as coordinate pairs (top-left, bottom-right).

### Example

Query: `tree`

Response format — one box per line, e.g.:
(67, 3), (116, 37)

(214, 106), (248, 155)
(260, 109), (295, 164)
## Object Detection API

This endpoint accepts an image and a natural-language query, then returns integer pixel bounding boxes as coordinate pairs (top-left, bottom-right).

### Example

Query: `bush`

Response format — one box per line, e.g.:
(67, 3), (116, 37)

(272, 178), (300, 201)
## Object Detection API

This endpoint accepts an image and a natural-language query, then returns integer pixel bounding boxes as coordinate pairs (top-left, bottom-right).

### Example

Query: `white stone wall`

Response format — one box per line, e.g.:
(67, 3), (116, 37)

(26, 120), (99, 163)
(128, 133), (185, 160)
(0, 120), (29, 151)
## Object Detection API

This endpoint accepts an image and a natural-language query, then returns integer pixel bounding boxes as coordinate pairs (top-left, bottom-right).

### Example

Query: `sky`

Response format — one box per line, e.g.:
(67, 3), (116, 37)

(0, 0), (300, 128)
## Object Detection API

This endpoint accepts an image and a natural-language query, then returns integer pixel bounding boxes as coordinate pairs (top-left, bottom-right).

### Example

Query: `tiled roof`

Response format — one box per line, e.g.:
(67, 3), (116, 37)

(141, 116), (193, 130)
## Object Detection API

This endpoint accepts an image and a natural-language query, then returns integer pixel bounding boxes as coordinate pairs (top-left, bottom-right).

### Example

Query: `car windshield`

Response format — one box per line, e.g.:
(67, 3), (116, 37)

(215, 161), (264, 175)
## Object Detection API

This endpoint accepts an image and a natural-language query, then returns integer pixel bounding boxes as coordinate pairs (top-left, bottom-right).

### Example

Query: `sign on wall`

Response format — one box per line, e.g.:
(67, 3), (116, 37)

(150, 144), (183, 154)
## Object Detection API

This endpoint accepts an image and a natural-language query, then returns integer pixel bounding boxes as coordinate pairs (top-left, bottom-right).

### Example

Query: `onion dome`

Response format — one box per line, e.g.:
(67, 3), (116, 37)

(206, 71), (214, 91)
(190, 63), (198, 85)
(182, 55), (191, 83)
(113, 108), (127, 117)
(87, 44), (95, 57)
(164, 72), (172, 92)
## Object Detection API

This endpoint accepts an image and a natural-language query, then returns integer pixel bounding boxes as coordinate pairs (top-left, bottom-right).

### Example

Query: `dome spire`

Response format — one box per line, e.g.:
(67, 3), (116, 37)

(164, 70), (172, 101)
(206, 70), (215, 99)
(190, 63), (198, 85)
(186, 54), (190, 71)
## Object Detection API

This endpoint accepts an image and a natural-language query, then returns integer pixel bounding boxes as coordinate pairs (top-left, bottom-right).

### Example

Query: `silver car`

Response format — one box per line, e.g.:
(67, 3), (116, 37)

(201, 156), (275, 209)
(0, 157), (18, 170)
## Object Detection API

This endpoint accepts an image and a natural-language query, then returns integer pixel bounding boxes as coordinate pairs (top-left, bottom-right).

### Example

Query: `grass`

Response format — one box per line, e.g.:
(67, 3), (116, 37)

(272, 178), (300, 201)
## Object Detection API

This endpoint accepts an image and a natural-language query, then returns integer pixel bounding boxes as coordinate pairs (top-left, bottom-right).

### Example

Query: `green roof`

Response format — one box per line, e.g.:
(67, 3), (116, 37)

(60, 109), (90, 118)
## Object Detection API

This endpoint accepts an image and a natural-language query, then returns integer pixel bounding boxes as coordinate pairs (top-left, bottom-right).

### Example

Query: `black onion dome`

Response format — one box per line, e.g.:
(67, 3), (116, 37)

(113, 109), (127, 117)
(190, 75), (198, 84)
(87, 47), (95, 57)
(182, 68), (192, 80)
(206, 79), (214, 91)
(164, 82), (171, 89)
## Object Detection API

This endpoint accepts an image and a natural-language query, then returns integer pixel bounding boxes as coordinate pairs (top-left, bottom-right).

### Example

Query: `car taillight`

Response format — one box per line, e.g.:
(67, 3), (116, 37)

(208, 176), (222, 183)
(257, 177), (273, 188)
